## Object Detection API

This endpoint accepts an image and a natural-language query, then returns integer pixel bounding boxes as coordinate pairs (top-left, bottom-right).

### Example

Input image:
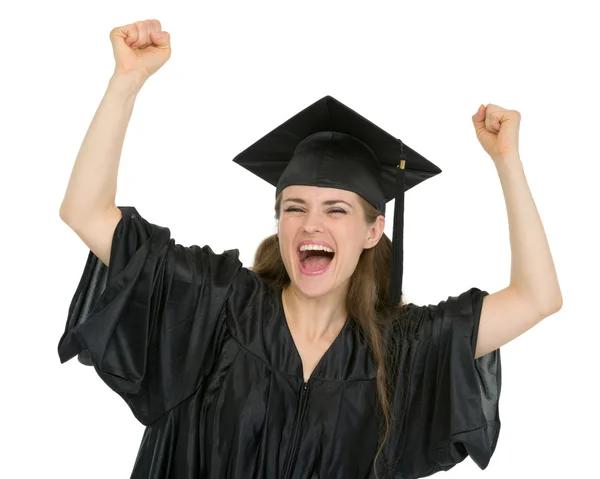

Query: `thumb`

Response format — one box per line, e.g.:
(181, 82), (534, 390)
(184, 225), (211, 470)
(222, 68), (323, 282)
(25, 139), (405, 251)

(472, 104), (486, 129)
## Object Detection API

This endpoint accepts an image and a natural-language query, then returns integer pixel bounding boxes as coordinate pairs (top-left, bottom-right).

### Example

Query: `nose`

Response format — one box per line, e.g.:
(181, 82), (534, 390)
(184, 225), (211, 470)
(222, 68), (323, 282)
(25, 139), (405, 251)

(303, 209), (324, 234)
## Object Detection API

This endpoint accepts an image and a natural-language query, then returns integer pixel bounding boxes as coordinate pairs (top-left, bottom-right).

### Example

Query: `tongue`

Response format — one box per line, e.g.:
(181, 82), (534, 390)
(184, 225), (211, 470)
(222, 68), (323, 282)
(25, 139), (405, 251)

(302, 255), (332, 272)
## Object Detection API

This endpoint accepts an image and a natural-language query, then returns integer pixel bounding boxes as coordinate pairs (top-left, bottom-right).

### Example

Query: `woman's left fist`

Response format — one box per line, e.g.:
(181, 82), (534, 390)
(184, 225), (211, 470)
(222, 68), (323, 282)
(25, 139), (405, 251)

(472, 104), (521, 161)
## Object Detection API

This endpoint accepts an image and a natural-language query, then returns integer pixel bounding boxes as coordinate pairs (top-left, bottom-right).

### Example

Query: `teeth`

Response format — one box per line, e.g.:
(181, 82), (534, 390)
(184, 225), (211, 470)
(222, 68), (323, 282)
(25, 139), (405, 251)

(299, 244), (334, 253)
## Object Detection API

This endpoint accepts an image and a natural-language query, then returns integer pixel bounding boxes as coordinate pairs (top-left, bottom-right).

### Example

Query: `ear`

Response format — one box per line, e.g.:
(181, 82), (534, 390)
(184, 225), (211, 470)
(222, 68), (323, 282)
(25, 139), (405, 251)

(363, 215), (385, 249)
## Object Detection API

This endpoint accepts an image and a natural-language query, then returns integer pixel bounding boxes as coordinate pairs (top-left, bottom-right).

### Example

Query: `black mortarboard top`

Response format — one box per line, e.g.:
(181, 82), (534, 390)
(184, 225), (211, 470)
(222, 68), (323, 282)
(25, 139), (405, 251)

(233, 95), (441, 306)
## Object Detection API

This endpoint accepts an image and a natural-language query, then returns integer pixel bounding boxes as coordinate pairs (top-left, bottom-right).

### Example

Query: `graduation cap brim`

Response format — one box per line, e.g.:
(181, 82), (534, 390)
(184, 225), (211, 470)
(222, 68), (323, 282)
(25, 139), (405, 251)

(232, 95), (442, 203)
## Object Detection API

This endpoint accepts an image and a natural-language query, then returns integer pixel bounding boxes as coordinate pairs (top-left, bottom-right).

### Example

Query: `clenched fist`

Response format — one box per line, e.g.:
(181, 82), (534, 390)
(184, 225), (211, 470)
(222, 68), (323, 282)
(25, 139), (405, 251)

(109, 19), (171, 81)
(472, 104), (521, 162)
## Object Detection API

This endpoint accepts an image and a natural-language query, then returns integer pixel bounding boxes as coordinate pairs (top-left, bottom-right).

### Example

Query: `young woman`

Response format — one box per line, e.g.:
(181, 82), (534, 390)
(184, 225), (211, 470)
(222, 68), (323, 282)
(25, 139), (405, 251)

(57, 19), (562, 479)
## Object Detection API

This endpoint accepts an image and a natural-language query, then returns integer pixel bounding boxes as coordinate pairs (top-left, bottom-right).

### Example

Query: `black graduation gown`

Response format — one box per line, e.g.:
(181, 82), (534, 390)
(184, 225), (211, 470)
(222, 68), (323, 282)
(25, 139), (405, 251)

(58, 206), (501, 479)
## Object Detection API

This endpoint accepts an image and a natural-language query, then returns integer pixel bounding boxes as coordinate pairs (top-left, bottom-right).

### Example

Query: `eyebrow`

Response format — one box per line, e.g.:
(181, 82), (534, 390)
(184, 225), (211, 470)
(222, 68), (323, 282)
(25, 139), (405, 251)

(283, 198), (354, 208)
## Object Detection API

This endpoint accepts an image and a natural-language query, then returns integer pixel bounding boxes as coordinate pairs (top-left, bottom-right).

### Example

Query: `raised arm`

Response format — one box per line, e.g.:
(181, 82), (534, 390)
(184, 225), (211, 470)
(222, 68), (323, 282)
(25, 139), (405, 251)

(59, 19), (171, 266)
(58, 73), (140, 265)
(471, 104), (563, 359)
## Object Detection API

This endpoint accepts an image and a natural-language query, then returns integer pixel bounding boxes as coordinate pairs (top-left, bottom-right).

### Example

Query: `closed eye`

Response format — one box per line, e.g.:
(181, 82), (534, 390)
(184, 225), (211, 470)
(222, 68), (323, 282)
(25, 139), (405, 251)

(284, 207), (347, 215)
(285, 207), (304, 213)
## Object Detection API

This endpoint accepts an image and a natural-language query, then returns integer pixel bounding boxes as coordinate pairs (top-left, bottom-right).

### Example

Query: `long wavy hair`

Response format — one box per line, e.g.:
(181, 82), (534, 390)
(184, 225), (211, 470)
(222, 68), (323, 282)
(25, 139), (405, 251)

(251, 193), (408, 476)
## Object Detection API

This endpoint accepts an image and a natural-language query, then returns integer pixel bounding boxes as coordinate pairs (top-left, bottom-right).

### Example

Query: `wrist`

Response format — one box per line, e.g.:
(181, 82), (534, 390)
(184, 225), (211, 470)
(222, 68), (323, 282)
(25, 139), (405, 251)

(492, 152), (521, 166)
(108, 71), (147, 95)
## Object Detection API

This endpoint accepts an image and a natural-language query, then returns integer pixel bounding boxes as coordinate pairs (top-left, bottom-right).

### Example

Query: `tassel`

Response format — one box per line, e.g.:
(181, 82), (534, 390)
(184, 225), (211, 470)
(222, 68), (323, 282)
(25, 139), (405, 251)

(389, 143), (406, 306)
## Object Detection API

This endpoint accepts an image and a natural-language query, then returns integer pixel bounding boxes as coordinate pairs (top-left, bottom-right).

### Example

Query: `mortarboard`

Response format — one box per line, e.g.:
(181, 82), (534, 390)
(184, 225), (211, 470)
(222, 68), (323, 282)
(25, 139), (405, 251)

(233, 95), (441, 306)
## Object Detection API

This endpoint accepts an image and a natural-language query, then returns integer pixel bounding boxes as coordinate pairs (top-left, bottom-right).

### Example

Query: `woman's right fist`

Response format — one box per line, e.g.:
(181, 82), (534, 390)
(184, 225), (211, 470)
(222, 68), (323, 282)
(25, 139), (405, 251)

(109, 19), (171, 80)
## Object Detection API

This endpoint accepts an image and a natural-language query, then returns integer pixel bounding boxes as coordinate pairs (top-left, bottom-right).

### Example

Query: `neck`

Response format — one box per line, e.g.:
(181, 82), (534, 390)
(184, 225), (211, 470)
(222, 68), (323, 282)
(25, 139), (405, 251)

(282, 283), (348, 342)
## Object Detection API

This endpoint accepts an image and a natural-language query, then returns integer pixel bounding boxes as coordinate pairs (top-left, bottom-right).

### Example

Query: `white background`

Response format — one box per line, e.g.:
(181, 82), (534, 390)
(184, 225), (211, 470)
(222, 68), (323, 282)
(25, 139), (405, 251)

(2, 0), (599, 477)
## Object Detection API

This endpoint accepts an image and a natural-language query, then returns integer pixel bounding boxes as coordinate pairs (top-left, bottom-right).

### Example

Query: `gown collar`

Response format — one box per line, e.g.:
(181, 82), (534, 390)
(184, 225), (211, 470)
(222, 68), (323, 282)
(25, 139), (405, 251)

(265, 288), (377, 383)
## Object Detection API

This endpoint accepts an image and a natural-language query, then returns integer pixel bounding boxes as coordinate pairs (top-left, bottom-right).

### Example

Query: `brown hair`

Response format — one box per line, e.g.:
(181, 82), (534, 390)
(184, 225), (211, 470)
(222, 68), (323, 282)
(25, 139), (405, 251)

(251, 193), (408, 475)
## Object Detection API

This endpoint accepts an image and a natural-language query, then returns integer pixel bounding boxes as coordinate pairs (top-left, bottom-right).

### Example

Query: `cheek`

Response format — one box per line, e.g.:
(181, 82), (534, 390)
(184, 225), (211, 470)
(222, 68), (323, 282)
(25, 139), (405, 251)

(338, 245), (363, 270)
(278, 241), (293, 261)
(336, 227), (368, 267)
(277, 224), (296, 259)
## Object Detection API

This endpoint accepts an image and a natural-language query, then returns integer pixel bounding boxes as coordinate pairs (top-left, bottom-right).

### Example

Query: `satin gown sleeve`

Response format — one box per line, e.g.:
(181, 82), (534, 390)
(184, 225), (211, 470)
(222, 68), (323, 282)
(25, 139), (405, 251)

(57, 206), (244, 426)
(390, 287), (502, 477)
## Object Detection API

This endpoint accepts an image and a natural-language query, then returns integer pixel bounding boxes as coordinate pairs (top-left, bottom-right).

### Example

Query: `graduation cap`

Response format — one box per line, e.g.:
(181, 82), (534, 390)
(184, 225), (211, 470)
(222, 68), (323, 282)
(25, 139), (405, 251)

(233, 95), (441, 305)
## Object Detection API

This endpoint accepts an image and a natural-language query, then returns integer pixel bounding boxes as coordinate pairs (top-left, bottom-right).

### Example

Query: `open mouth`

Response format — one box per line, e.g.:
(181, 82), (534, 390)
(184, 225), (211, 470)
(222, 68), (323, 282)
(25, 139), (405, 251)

(297, 244), (335, 275)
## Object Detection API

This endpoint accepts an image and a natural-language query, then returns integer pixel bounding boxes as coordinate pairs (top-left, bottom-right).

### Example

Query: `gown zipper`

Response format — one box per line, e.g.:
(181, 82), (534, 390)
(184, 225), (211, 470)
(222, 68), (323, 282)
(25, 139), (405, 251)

(282, 381), (310, 479)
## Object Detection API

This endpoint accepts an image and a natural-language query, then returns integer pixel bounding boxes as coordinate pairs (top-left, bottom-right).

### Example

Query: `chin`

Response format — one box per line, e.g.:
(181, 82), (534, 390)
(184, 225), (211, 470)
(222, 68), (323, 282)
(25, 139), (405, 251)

(292, 277), (335, 299)
(290, 266), (346, 300)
